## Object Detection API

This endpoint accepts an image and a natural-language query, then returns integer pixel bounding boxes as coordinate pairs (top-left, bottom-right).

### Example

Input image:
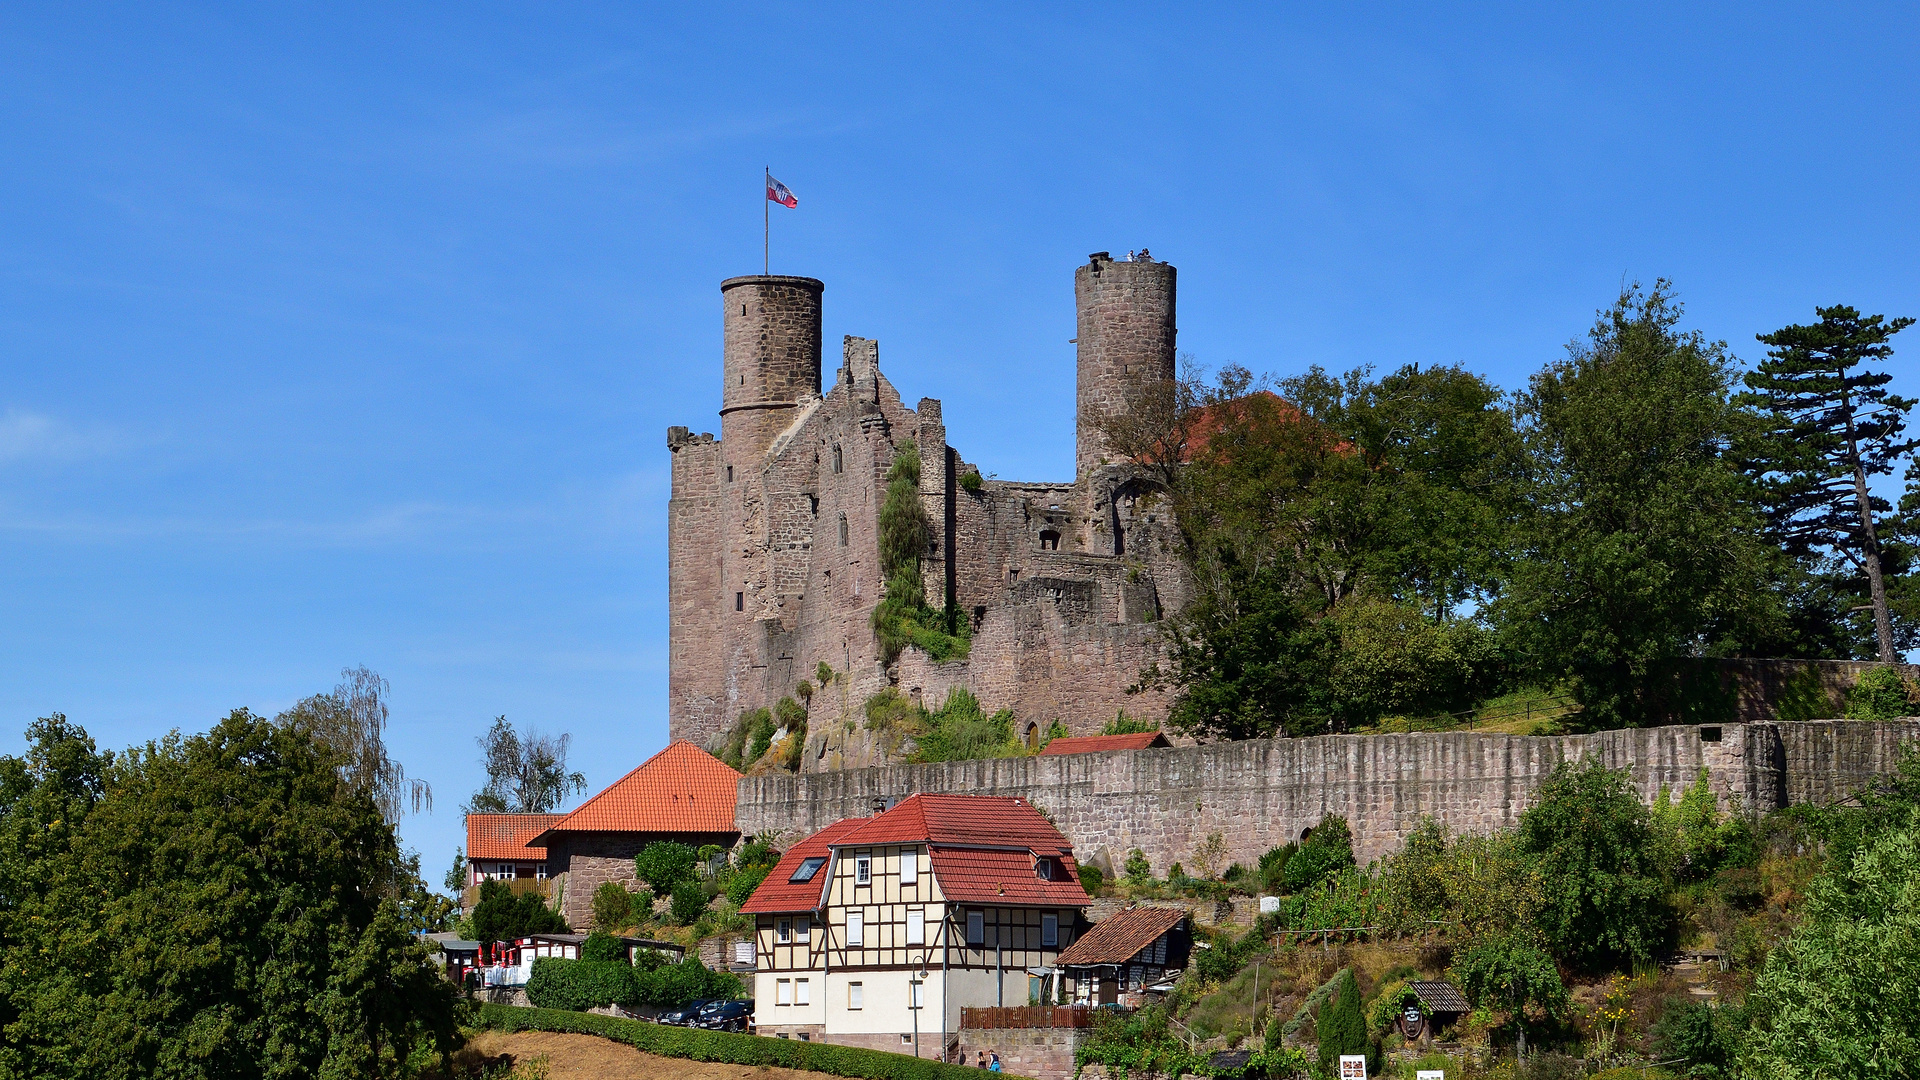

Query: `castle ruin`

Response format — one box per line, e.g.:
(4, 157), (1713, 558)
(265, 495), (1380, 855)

(666, 252), (1193, 763)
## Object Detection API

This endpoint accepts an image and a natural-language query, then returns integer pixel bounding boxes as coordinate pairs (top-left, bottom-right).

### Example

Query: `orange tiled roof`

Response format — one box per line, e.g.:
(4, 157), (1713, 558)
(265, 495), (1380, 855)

(533, 740), (742, 841)
(738, 817), (869, 914)
(466, 813), (562, 861)
(929, 847), (1090, 906)
(1054, 905), (1187, 966)
(1039, 731), (1169, 756)
(833, 794), (1076, 854)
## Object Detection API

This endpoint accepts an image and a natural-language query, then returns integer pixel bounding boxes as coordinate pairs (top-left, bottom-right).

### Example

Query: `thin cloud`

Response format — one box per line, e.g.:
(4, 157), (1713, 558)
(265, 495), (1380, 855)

(0, 409), (124, 464)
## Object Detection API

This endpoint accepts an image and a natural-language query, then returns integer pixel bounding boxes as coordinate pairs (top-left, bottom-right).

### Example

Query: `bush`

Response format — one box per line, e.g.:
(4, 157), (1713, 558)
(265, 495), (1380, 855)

(726, 863), (772, 906)
(581, 931), (624, 963)
(1650, 999), (1741, 1079)
(1102, 712), (1159, 735)
(1258, 843), (1296, 892)
(669, 880), (707, 925)
(635, 841), (699, 899)
(1845, 665), (1914, 720)
(1077, 863), (1105, 895)
(476, 1002), (986, 1078)
(1124, 848), (1153, 887)
(1517, 759), (1672, 970)
(526, 957), (638, 1011)
(1282, 815), (1355, 892)
(472, 878), (567, 943)
(592, 882), (634, 932)
(959, 469), (984, 493)
(634, 957), (746, 1009)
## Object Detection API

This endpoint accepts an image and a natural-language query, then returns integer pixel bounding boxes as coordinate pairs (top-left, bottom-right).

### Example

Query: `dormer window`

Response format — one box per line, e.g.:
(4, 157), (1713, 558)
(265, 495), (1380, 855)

(790, 857), (827, 883)
(1035, 857), (1057, 881)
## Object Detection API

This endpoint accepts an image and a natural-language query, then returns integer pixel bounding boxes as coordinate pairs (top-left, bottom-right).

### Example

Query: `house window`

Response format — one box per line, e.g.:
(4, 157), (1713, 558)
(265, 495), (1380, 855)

(907, 909), (925, 945)
(776, 919), (791, 943)
(1036, 858), (1054, 881)
(776, 978), (792, 1006)
(832, 445), (842, 473)
(848, 982), (863, 1010)
(911, 980), (924, 1008)
(838, 514), (848, 545)
(795, 978), (810, 1005)
(847, 911), (864, 946)
(736, 940), (756, 964)
(854, 855), (871, 885)
(1042, 913), (1058, 947)
(899, 848), (917, 886)
(795, 919), (810, 942)
(967, 910), (984, 947)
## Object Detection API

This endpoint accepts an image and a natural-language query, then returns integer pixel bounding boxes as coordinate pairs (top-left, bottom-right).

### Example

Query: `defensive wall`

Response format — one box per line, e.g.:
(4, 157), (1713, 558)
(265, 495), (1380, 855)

(735, 720), (1920, 872)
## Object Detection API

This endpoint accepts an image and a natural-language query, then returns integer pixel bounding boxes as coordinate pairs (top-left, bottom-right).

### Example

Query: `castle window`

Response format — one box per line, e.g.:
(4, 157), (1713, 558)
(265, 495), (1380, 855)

(727, 466), (734, 482)
(1040, 530), (1061, 551)
(832, 445), (842, 473)
(1009, 569), (1019, 585)
(839, 514), (848, 545)
(736, 592), (744, 612)
(1026, 723), (1040, 750)
(809, 495), (818, 517)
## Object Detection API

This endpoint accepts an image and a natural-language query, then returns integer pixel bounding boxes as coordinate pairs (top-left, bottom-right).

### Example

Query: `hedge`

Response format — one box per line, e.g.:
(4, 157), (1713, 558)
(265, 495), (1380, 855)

(525, 956), (746, 1012)
(473, 1003), (1011, 1079)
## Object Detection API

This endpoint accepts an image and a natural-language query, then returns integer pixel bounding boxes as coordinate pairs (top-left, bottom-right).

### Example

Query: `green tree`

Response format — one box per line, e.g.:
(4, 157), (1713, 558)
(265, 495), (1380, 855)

(1282, 814), (1356, 893)
(0, 709), (457, 1080)
(1517, 759), (1673, 969)
(1741, 809), (1920, 1078)
(470, 878), (567, 942)
(1653, 999), (1742, 1080)
(870, 441), (969, 663)
(444, 846), (466, 896)
(669, 879), (707, 925)
(320, 902), (460, 1080)
(580, 931), (624, 963)
(1743, 305), (1916, 662)
(1315, 967), (1371, 1075)
(1845, 665), (1915, 721)
(592, 881), (635, 931)
(634, 841), (698, 900)
(1324, 596), (1500, 728)
(1498, 283), (1774, 728)
(463, 714), (587, 815)
(278, 665), (431, 822)
(1452, 938), (1569, 1060)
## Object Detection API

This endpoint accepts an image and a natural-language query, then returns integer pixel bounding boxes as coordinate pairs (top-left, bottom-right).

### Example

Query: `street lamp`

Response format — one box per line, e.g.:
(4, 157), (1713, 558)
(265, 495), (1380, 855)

(910, 969), (928, 1057)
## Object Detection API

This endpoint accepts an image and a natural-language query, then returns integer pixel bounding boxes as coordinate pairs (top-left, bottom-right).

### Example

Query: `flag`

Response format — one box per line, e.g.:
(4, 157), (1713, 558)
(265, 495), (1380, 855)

(766, 174), (798, 209)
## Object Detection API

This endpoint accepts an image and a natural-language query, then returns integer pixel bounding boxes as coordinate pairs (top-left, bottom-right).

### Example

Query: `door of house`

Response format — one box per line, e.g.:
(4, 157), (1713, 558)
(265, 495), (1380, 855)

(1098, 975), (1118, 1005)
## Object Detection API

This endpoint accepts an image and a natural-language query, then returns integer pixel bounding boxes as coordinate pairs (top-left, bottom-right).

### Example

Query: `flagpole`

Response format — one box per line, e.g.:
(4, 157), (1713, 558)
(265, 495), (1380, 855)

(764, 167), (769, 276)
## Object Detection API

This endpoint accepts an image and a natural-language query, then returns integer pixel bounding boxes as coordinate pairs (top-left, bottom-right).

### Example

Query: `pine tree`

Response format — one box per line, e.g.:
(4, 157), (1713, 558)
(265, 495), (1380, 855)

(1744, 305), (1916, 661)
(1316, 967), (1370, 1074)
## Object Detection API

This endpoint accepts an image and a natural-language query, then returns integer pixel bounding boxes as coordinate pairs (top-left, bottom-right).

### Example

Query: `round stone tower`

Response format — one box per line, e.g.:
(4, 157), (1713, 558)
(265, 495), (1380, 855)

(720, 275), (824, 465)
(1074, 252), (1176, 478)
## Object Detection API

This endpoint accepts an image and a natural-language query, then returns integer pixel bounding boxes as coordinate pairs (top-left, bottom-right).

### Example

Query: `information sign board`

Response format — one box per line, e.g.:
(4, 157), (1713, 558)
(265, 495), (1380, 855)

(1339, 1054), (1368, 1080)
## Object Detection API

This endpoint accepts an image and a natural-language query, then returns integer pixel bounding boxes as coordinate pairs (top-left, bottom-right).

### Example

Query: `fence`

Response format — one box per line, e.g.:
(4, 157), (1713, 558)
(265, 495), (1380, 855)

(961, 1005), (1096, 1029)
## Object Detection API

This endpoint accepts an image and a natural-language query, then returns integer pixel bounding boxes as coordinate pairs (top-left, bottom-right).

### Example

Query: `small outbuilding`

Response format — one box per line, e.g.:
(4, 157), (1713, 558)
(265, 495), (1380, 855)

(1038, 731), (1170, 756)
(1054, 905), (1191, 1007)
(1402, 980), (1470, 1042)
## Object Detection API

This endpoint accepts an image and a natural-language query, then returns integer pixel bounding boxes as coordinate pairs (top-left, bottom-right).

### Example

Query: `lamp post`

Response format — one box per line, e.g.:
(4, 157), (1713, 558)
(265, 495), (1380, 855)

(910, 970), (928, 1057)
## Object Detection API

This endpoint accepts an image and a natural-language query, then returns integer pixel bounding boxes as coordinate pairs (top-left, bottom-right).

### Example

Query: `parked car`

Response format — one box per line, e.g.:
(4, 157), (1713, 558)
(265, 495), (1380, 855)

(695, 999), (753, 1032)
(658, 1000), (714, 1026)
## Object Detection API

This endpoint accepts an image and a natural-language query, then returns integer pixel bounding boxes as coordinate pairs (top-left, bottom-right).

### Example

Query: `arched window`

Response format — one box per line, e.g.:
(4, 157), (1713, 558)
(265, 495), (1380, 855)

(832, 445), (843, 474)
(1025, 723), (1040, 750)
(838, 514), (849, 546)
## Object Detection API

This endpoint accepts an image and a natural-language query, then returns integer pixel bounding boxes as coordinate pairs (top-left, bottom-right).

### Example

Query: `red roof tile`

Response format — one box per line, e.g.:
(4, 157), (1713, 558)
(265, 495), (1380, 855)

(1054, 905), (1188, 966)
(929, 847), (1090, 906)
(833, 794), (1075, 855)
(738, 818), (868, 913)
(534, 740), (742, 841)
(466, 813), (562, 862)
(1039, 731), (1170, 756)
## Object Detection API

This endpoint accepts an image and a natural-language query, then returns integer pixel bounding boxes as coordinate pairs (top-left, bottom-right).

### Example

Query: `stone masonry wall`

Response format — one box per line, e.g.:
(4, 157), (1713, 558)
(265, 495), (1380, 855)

(955, 1026), (1084, 1080)
(736, 721), (1920, 872)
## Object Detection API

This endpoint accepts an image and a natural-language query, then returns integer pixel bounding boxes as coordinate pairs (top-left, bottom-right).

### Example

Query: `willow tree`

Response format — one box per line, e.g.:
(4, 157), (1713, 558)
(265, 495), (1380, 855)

(278, 665), (430, 824)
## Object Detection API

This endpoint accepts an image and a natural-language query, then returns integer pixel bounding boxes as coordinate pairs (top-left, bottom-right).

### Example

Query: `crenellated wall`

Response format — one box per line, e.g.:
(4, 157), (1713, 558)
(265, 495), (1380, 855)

(735, 721), (1920, 871)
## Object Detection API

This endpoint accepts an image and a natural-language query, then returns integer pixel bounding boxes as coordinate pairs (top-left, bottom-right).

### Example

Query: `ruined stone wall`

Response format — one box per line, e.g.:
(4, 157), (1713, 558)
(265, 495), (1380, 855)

(736, 721), (1920, 872)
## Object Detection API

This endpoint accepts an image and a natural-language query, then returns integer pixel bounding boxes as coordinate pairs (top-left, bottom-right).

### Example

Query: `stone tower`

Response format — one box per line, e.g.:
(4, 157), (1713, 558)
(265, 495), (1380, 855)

(1074, 252), (1177, 479)
(720, 275), (825, 469)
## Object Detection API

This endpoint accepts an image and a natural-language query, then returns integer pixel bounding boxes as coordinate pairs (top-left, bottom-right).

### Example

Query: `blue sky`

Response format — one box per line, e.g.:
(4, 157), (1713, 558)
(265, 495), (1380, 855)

(3, 5), (1917, 884)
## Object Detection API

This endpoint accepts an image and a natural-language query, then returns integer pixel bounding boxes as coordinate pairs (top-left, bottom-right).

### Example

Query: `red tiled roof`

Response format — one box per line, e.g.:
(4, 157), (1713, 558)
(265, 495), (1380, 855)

(466, 813), (562, 862)
(738, 818), (868, 914)
(1039, 731), (1169, 756)
(929, 847), (1090, 907)
(1055, 905), (1187, 966)
(533, 740), (742, 841)
(832, 794), (1075, 855)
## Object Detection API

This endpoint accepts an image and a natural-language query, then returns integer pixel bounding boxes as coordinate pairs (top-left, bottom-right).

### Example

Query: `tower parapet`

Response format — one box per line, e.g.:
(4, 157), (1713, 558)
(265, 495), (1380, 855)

(1074, 252), (1176, 479)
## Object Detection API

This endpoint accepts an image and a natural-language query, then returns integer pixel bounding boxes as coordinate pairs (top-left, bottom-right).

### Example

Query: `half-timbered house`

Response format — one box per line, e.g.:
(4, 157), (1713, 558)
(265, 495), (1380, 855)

(740, 794), (1092, 1055)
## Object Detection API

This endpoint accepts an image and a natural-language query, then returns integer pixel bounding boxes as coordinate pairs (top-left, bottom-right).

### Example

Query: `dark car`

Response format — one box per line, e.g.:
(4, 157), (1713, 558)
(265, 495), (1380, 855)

(695, 999), (753, 1032)
(658, 1000), (715, 1026)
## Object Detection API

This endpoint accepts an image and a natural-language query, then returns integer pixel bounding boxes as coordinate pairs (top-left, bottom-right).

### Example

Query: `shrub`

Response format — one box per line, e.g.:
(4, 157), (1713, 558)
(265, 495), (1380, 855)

(1282, 815), (1355, 892)
(1124, 848), (1154, 887)
(634, 957), (745, 1009)
(734, 840), (778, 871)
(526, 957), (638, 1011)
(592, 882), (634, 932)
(1516, 758), (1672, 970)
(581, 931), (624, 963)
(472, 879), (567, 943)
(476, 1002), (985, 1078)
(959, 469), (984, 493)
(635, 841), (699, 899)
(1103, 712), (1159, 735)
(1258, 843), (1296, 892)
(726, 863), (771, 906)
(1077, 863), (1105, 895)
(1650, 999), (1741, 1079)
(669, 880), (707, 925)
(1845, 664), (1914, 720)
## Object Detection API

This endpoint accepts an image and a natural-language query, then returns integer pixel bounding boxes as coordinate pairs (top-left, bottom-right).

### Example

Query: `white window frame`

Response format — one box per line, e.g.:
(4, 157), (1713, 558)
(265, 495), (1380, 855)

(847, 910), (864, 946)
(854, 855), (872, 885)
(911, 979), (924, 1008)
(776, 978), (792, 1006)
(967, 910), (984, 946)
(776, 918), (791, 943)
(795, 918), (810, 942)
(795, 977), (811, 1005)
(848, 981), (863, 1010)
(899, 848), (918, 886)
(1042, 913), (1058, 947)
(906, 909), (925, 946)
